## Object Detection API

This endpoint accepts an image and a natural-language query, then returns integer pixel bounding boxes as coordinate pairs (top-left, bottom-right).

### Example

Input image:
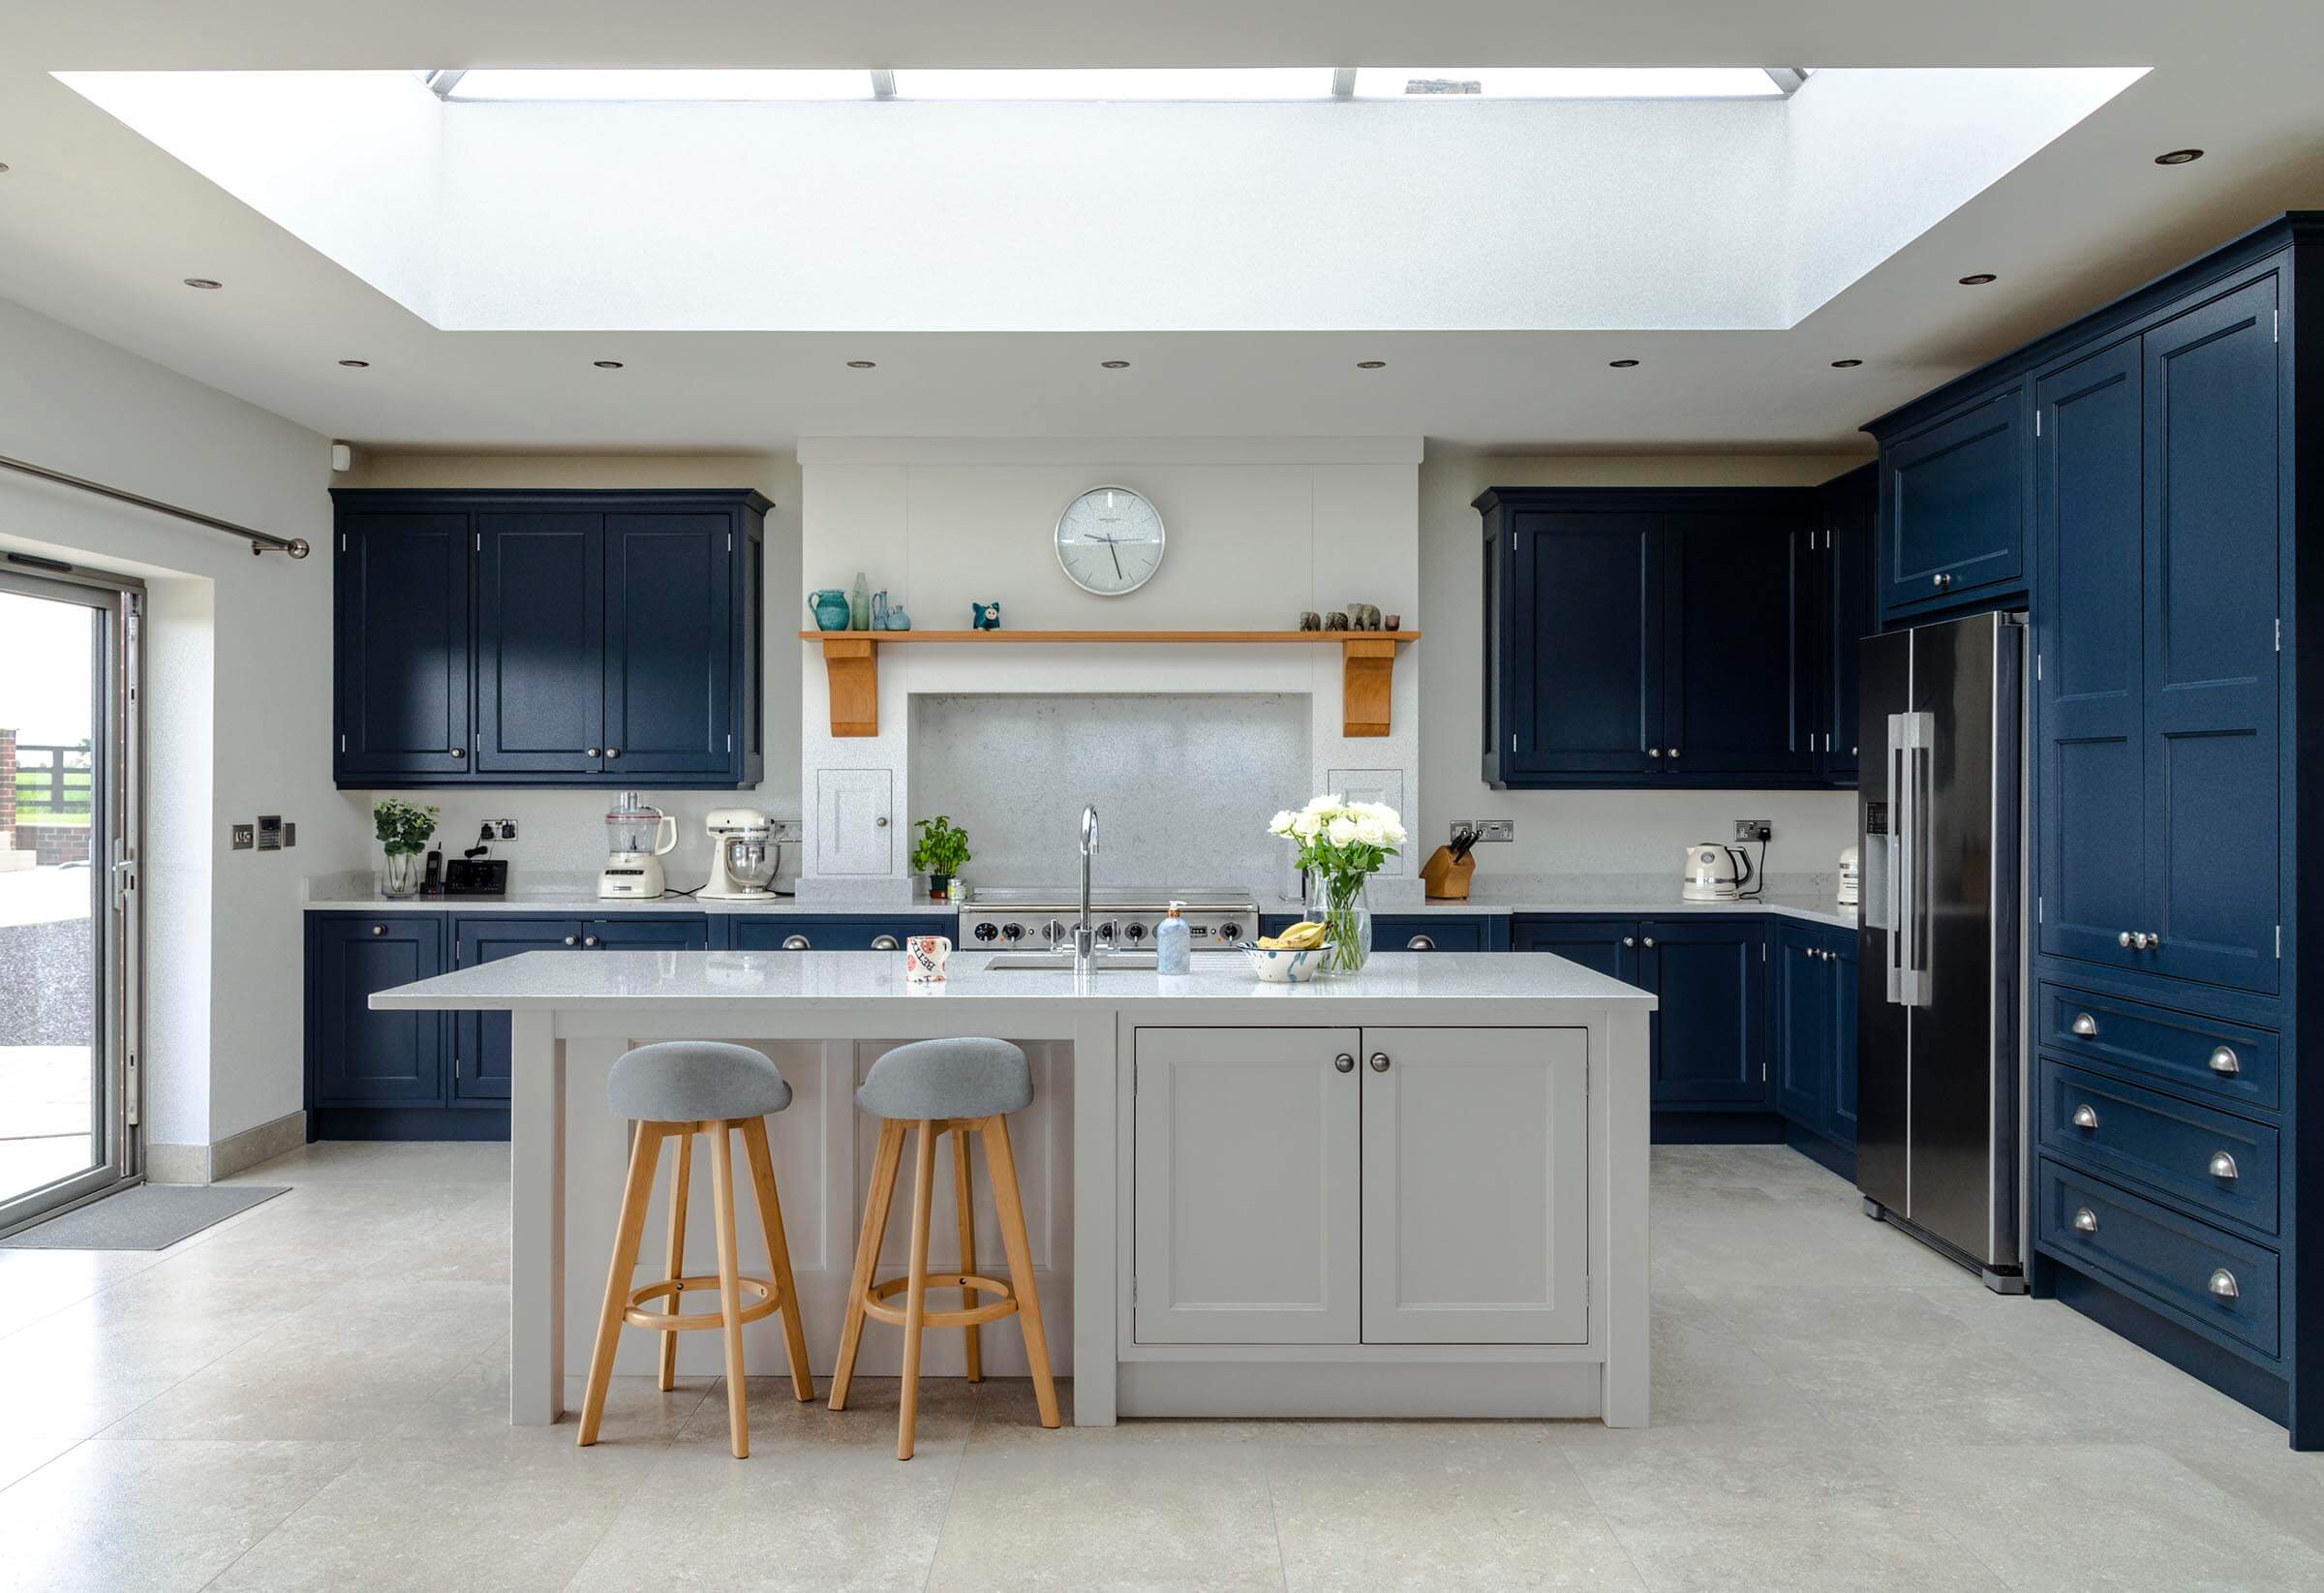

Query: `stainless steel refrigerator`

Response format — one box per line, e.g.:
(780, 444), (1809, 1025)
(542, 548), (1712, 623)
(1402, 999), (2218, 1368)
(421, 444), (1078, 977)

(1856, 610), (2027, 1293)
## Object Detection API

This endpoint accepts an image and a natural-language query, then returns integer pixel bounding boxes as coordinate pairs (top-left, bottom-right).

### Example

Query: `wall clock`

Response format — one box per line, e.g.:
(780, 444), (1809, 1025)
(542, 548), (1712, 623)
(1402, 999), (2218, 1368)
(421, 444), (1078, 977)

(1055, 485), (1164, 597)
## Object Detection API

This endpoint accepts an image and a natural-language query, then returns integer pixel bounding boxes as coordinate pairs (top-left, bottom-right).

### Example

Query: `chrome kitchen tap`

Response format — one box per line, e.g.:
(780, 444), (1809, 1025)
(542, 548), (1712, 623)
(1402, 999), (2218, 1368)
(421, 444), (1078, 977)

(1074, 806), (1100, 967)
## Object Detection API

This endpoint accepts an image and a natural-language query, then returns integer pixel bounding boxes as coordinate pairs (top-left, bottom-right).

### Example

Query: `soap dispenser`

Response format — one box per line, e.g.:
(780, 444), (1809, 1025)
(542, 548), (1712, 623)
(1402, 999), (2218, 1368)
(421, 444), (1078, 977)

(1155, 900), (1191, 975)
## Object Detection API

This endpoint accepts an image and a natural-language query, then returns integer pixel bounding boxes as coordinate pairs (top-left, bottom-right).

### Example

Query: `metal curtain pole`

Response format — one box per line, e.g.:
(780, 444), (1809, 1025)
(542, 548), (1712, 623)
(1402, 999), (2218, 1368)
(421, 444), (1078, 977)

(0, 450), (311, 558)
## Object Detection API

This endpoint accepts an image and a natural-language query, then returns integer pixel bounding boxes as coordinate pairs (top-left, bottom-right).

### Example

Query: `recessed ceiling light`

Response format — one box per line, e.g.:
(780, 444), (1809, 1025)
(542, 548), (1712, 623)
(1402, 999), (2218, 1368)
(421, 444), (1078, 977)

(1607, 358), (1640, 368)
(1356, 360), (1387, 369)
(337, 358), (370, 368)
(593, 359), (625, 369)
(1100, 359), (1131, 369)
(182, 277), (222, 290)
(2155, 148), (2205, 166)
(845, 359), (876, 369)
(1958, 273), (1998, 286)
(1830, 358), (1863, 368)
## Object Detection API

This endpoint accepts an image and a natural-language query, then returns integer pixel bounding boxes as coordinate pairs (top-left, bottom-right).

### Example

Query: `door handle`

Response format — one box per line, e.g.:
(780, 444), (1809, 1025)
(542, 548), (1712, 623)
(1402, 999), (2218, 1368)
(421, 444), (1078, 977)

(605, 747), (620, 758)
(449, 747), (465, 758)
(1641, 935), (1656, 948)
(1367, 1052), (1391, 1073)
(1332, 1053), (1356, 1074)
(1622, 936), (1636, 947)
(562, 935), (578, 947)
(582, 935), (599, 948)
(586, 747), (599, 757)
(371, 924), (386, 935)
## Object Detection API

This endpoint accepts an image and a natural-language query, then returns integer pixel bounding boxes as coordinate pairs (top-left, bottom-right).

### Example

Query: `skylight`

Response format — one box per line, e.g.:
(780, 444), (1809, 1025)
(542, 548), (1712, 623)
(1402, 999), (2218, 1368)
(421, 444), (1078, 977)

(439, 69), (875, 101)
(1350, 68), (1787, 100)
(889, 68), (1332, 101)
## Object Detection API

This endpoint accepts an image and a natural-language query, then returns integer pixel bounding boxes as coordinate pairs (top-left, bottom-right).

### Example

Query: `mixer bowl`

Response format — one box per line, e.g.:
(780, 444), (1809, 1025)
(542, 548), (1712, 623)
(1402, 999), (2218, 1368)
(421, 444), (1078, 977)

(720, 835), (780, 891)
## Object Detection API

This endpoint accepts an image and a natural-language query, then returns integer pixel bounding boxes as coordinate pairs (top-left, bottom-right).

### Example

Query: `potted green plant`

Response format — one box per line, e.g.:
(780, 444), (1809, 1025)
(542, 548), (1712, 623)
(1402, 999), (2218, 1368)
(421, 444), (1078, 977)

(909, 815), (971, 902)
(373, 797), (440, 899)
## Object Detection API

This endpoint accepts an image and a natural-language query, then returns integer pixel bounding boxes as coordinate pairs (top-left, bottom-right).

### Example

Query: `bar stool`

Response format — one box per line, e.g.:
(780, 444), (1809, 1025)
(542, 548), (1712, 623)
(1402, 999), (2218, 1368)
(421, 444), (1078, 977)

(830, 1036), (1060, 1458)
(578, 1041), (812, 1458)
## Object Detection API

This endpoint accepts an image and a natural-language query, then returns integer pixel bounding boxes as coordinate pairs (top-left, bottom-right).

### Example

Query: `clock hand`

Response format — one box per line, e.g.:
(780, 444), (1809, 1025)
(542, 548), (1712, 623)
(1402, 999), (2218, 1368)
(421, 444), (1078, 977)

(1108, 539), (1123, 579)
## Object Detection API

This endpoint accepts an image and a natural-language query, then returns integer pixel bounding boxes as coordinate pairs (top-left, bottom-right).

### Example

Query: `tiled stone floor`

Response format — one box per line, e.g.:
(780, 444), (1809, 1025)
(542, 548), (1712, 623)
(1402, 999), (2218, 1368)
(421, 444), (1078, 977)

(2, 1139), (2319, 1591)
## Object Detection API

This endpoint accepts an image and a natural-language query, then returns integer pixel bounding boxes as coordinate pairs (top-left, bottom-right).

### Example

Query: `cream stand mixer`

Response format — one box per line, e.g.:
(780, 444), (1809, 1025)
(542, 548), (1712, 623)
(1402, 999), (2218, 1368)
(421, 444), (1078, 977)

(703, 809), (780, 900)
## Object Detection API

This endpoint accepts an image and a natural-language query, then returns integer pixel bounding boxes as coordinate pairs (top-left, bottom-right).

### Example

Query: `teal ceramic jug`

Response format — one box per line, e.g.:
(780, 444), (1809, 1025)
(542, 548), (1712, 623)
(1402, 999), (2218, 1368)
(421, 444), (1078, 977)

(810, 590), (852, 630)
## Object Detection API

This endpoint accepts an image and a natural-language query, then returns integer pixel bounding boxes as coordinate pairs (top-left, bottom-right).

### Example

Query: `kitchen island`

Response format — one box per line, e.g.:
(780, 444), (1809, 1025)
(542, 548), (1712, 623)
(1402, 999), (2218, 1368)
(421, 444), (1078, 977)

(371, 949), (1655, 1428)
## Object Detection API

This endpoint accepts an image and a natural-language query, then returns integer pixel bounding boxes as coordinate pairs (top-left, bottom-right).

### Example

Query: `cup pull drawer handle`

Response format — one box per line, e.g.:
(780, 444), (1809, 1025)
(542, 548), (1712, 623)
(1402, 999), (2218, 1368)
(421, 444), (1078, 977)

(2070, 1012), (2098, 1038)
(2072, 1208), (2098, 1234)
(781, 935), (811, 951)
(1405, 934), (1436, 951)
(2071, 1104), (2098, 1130)
(871, 935), (900, 951)
(2208, 1046), (2241, 1076)
(2209, 1269), (2240, 1300)
(2209, 1151), (2240, 1181)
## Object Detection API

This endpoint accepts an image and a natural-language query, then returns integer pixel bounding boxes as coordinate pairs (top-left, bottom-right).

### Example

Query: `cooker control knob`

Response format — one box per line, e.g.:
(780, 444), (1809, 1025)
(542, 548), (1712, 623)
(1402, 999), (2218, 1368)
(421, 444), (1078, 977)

(1215, 919), (1243, 943)
(1000, 922), (1025, 943)
(972, 921), (999, 942)
(1124, 922), (1147, 943)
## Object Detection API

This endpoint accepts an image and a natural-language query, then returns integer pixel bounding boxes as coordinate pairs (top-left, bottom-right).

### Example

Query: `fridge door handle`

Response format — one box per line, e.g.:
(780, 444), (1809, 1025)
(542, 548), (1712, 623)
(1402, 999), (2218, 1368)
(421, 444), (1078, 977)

(1886, 729), (1907, 1005)
(1889, 711), (1933, 1008)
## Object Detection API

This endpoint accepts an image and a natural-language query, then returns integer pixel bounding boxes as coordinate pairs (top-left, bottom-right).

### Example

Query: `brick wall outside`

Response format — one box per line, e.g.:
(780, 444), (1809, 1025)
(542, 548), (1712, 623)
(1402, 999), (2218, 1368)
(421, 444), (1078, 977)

(0, 726), (15, 836)
(15, 823), (89, 866)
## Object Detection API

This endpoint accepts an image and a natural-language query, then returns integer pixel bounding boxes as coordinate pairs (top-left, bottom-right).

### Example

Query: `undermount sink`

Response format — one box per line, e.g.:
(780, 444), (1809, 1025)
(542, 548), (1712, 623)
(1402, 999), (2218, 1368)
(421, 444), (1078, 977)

(982, 950), (1162, 970)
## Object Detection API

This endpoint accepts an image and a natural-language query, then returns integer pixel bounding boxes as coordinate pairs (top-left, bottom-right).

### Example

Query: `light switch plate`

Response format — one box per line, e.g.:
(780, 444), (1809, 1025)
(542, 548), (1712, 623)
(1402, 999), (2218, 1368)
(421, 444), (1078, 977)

(1733, 819), (1772, 843)
(257, 814), (283, 851)
(1459, 819), (1515, 842)
(229, 823), (254, 850)
(283, 822), (296, 848)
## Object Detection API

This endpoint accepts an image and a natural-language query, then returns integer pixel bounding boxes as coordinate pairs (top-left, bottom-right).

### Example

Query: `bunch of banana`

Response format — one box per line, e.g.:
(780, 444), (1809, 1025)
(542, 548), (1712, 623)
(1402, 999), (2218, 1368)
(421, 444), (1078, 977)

(1258, 921), (1327, 951)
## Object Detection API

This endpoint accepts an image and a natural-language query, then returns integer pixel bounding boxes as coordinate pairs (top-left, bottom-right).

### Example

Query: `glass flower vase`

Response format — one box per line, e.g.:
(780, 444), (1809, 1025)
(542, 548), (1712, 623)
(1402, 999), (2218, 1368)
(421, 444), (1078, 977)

(1305, 871), (1374, 975)
(381, 849), (424, 899)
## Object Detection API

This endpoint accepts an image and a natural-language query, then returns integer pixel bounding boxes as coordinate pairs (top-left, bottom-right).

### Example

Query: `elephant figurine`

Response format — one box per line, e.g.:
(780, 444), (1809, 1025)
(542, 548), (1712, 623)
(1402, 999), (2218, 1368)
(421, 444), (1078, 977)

(970, 601), (1002, 630)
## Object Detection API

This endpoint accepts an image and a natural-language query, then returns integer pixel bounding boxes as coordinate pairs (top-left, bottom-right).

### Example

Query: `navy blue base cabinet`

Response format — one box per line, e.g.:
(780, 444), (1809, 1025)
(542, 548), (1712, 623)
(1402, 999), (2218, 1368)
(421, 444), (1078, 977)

(1476, 486), (1869, 789)
(1258, 913), (1508, 953)
(1875, 211), (2324, 1447)
(331, 489), (767, 789)
(724, 915), (952, 952)
(1773, 921), (1857, 1174)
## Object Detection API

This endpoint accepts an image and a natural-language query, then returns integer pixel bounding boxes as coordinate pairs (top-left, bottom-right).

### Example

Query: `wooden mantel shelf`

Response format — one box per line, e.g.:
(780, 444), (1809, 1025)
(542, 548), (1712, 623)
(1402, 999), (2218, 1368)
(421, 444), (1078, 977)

(800, 628), (1420, 738)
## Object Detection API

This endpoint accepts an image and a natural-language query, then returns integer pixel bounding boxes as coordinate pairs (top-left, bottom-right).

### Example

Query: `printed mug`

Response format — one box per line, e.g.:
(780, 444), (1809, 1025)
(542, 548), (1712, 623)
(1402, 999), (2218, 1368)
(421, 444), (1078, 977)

(904, 934), (952, 983)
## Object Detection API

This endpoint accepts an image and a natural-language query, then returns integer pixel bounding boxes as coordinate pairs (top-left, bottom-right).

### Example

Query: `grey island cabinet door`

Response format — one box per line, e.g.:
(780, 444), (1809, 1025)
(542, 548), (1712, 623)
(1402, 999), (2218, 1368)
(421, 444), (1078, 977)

(1132, 1027), (1361, 1345)
(1360, 1027), (1588, 1344)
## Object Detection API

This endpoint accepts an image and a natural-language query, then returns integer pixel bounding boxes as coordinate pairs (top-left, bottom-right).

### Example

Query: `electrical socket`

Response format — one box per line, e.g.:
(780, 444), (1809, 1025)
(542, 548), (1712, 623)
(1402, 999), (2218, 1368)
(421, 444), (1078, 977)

(1458, 819), (1515, 842)
(1733, 819), (1773, 843)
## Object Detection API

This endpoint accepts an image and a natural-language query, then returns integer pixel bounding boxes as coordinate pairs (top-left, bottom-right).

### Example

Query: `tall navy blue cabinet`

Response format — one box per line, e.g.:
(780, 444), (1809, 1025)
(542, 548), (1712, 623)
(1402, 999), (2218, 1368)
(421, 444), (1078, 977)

(1873, 212), (2323, 1447)
(331, 489), (767, 788)
(1477, 485), (1867, 789)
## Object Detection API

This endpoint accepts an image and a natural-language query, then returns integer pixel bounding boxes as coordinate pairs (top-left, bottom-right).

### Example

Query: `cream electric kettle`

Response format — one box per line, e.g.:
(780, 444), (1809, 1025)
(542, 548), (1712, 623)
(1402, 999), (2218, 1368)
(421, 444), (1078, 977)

(1680, 842), (1754, 903)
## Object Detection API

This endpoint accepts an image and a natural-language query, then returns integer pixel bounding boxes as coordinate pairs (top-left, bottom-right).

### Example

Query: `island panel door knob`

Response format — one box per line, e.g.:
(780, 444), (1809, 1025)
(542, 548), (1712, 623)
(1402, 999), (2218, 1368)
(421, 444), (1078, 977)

(1332, 1053), (1356, 1074)
(1367, 1053), (1391, 1073)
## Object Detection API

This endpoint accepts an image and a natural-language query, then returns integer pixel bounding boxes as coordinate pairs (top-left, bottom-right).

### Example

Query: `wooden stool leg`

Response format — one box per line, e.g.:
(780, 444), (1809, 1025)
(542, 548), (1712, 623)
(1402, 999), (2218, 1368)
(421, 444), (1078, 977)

(951, 1122), (982, 1383)
(707, 1120), (751, 1458)
(897, 1120), (938, 1460)
(657, 1128), (692, 1393)
(982, 1115), (1060, 1429)
(579, 1122), (664, 1447)
(831, 1118), (907, 1411)
(740, 1116), (814, 1402)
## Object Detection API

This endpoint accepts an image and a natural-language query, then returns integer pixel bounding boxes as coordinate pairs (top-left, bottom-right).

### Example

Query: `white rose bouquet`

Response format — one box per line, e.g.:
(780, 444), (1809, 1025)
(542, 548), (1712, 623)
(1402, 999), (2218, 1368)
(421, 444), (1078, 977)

(1268, 794), (1407, 973)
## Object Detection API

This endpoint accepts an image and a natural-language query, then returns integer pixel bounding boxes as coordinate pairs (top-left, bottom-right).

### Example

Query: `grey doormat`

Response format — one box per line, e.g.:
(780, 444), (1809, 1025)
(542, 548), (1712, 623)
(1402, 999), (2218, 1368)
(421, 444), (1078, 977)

(0, 1182), (289, 1249)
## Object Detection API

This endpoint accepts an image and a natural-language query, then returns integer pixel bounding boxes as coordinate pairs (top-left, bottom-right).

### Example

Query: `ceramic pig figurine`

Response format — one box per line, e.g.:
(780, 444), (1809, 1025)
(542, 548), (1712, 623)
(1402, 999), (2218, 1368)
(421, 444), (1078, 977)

(970, 601), (1002, 630)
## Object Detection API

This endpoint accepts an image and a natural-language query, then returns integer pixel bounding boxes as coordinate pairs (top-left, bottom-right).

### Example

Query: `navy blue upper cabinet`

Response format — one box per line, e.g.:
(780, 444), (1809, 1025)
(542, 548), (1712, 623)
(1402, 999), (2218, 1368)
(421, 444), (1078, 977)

(1877, 384), (2030, 617)
(2141, 274), (2281, 995)
(604, 514), (735, 777)
(335, 512), (472, 779)
(330, 489), (767, 788)
(476, 513), (603, 777)
(1478, 487), (1853, 789)
(1819, 464), (1876, 781)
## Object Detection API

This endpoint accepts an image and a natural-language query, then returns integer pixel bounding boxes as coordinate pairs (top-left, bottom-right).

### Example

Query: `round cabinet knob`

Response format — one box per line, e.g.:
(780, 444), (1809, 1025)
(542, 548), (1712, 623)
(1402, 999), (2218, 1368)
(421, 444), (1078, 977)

(2119, 931), (2134, 948)
(2070, 1012), (2099, 1038)
(1669, 748), (1682, 759)
(562, 935), (578, 947)
(1332, 1053), (1357, 1074)
(2072, 1208), (2099, 1235)
(871, 935), (900, 951)
(1367, 1052), (1391, 1073)
(2071, 1104), (2099, 1130)
(370, 924), (386, 935)
(1642, 935), (1657, 948)
(874, 815), (890, 828)
(1932, 573), (1945, 589)
(2208, 1150), (2240, 1181)
(1647, 748), (1662, 758)
(1623, 936), (1636, 947)
(449, 747), (466, 758)
(2209, 1269), (2241, 1300)
(2208, 1045), (2241, 1076)
(586, 747), (599, 757)
(1406, 934), (1436, 951)
(781, 934), (811, 951)
(582, 935), (599, 948)
(605, 747), (620, 758)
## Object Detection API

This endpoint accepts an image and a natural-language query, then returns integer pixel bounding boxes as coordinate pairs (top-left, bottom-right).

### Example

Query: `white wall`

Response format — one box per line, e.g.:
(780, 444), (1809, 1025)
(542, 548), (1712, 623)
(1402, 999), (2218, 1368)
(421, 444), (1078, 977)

(342, 451), (805, 884)
(0, 292), (368, 1156)
(796, 438), (1422, 900)
(1417, 449), (1872, 885)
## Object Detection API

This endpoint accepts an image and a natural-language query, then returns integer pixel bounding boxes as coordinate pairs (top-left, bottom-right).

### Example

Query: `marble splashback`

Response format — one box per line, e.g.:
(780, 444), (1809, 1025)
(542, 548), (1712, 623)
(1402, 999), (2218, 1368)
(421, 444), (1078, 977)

(907, 692), (1311, 889)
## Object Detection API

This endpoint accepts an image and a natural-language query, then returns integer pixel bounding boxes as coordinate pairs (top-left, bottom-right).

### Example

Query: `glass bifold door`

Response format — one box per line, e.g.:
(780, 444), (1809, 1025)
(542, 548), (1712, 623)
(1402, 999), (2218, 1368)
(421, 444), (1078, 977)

(0, 565), (140, 1235)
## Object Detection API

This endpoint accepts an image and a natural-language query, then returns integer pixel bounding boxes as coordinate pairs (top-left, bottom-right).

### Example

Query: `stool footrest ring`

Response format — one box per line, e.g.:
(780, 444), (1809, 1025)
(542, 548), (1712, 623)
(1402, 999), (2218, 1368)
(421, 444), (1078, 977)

(861, 1271), (1022, 1330)
(624, 1272), (782, 1332)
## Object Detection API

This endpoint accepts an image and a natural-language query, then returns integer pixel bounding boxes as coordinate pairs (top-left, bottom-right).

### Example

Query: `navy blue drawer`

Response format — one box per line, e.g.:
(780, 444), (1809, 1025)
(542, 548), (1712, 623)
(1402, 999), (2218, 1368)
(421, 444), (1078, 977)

(726, 916), (948, 952)
(1374, 915), (1490, 952)
(2037, 1159), (2279, 1359)
(2037, 982), (2278, 1113)
(2037, 1058), (2278, 1236)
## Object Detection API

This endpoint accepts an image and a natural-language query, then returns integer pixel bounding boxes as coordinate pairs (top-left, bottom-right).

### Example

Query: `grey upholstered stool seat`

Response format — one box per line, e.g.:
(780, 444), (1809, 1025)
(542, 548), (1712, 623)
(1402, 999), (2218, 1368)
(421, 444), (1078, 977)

(855, 1036), (1031, 1120)
(580, 1040), (810, 1460)
(834, 1035), (1058, 1458)
(608, 1040), (793, 1122)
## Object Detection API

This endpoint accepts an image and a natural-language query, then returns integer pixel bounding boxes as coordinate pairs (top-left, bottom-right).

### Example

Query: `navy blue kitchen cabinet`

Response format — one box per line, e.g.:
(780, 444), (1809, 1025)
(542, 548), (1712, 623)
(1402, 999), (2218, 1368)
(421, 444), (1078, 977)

(724, 915), (950, 952)
(449, 914), (712, 1103)
(331, 489), (767, 789)
(1261, 913), (1506, 952)
(1874, 383), (2029, 620)
(1641, 919), (1771, 1107)
(1509, 916), (1636, 981)
(334, 512), (472, 780)
(1477, 486), (1859, 789)
(1774, 920), (1856, 1161)
(1818, 464), (1877, 781)
(308, 915), (446, 1107)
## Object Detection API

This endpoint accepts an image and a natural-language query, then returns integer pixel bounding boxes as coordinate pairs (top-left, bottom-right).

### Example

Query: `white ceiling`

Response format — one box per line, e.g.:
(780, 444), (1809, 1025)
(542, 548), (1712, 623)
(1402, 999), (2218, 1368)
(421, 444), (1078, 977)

(1, 1), (2321, 453)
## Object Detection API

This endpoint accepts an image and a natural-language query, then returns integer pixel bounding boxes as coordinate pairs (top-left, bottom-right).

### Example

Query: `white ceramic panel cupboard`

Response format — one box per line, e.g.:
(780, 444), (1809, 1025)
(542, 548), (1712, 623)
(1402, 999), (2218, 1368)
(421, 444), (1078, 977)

(1131, 1025), (1588, 1348)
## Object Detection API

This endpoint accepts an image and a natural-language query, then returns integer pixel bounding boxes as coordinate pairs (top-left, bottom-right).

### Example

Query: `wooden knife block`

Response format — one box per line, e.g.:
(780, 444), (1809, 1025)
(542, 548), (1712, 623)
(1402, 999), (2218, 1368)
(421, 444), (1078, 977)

(1420, 845), (1475, 902)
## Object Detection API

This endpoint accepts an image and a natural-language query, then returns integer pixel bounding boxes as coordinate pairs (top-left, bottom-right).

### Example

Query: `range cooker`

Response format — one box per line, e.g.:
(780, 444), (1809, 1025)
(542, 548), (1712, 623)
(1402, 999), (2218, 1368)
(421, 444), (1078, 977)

(957, 886), (1259, 951)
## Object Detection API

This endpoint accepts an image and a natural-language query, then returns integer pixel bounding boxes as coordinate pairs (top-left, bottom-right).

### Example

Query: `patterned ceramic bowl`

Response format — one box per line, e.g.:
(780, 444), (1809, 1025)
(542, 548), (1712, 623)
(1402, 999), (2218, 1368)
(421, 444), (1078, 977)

(1240, 942), (1331, 983)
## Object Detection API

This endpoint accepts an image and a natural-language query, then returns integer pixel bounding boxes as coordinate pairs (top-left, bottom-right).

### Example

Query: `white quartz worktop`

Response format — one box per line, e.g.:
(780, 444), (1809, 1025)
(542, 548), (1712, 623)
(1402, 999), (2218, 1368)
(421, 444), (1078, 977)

(302, 872), (953, 916)
(370, 947), (1659, 1012)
